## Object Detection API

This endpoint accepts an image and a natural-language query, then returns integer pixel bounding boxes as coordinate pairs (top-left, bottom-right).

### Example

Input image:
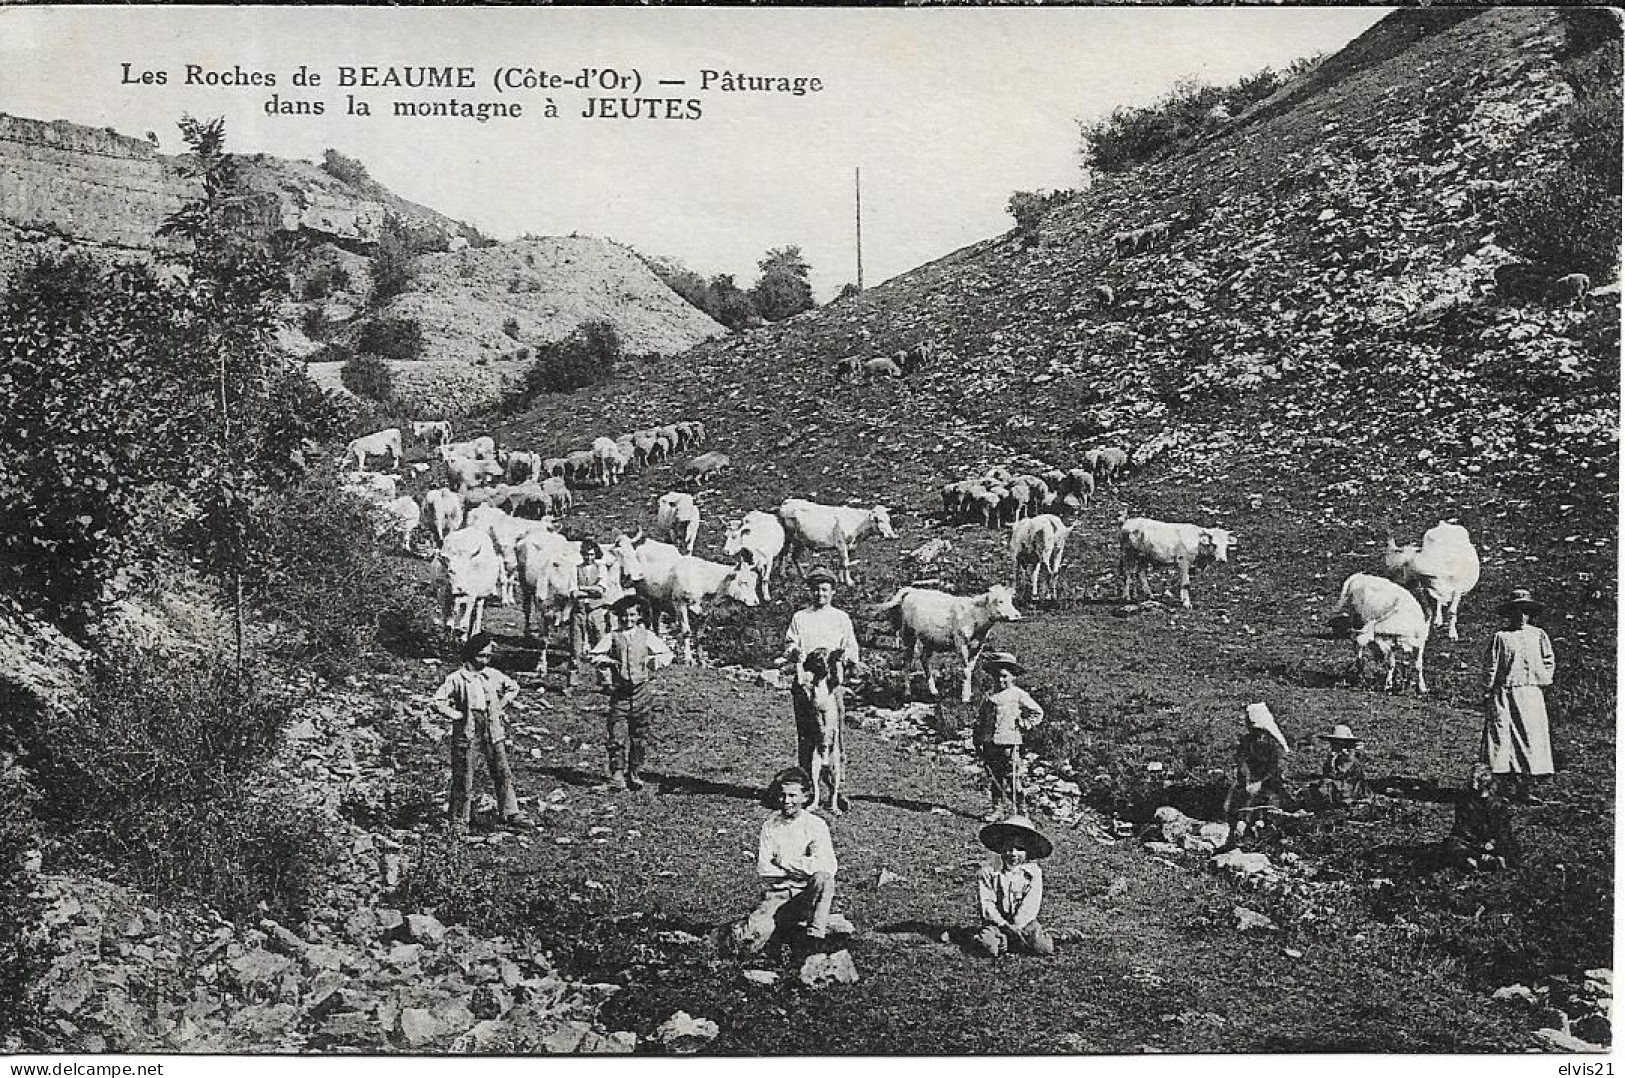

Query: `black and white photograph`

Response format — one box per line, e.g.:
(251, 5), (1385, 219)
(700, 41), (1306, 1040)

(0, 4), (1617, 1062)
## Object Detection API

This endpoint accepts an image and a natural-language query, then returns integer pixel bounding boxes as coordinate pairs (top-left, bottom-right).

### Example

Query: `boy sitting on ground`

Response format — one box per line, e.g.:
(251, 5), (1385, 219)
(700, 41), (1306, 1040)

(730, 767), (839, 958)
(969, 814), (1056, 958)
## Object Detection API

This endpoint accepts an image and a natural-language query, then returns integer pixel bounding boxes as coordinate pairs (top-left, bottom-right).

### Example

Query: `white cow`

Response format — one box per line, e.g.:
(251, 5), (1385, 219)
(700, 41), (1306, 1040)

(656, 492), (702, 555)
(412, 420), (453, 446)
(444, 454), (504, 493)
(1010, 515), (1072, 602)
(344, 428), (403, 471)
(441, 436), (497, 462)
(723, 511), (787, 601)
(502, 450), (544, 486)
(623, 537), (760, 665)
(374, 496), (422, 554)
(592, 436), (626, 486)
(876, 584), (1023, 703)
(1384, 521), (1481, 641)
(434, 527), (503, 642)
(515, 532), (629, 676)
(778, 499), (897, 585)
(1118, 517), (1236, 608)
(421, 487), (464, 546)
(1333, 572), (1431, 694)
(468, 504), (555, 606)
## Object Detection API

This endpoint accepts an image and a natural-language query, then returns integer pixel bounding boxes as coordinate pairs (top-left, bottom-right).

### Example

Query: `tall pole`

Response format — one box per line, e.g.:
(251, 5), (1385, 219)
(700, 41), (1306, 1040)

(854, 166), (864, 292)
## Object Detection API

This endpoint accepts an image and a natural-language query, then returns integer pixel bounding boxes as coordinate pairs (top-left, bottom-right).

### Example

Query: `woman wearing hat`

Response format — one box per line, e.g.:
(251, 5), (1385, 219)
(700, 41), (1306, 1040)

(783, 567), (861, 792)
(1222, 702), (1290, 849)
(1481, 588), (1557, 801)
(974, 652), (1044, 822)
(589, 593), (674, 791)
(970, 815), (1056, 958)
(429, 633), (532, 831)
(1307, 723), (1369, 809)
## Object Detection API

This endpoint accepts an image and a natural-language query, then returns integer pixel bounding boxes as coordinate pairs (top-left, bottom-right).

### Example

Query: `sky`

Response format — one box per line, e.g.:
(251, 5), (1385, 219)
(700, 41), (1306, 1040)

(0, 6), (1388, 299)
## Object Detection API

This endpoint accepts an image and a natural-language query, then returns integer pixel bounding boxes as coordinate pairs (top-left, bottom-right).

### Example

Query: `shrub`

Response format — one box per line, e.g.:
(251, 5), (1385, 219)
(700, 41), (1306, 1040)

(321, 148), (373, 189)
(1006, 189), (1076, 246)
(300, 305), (332, 341)
(369, 215), (416, 305)
(300, 260), (352, 302)
(357, 317), (424, 361)
(32, 650), (333, 922)
(341, 354), (394, 401)
(309, 340), (355, 367)
(750, 246), (815, 322)
(502, 316), (522, 339)
(513, 319), (622, 399)
(1500, 172), (1621, 279)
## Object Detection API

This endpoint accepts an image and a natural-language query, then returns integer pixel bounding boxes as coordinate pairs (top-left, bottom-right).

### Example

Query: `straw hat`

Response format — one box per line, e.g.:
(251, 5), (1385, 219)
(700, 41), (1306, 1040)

(609, 594), (649, 620)
(982, 651), (1025, 676)
(1316, 723), (1363, 746)
(804, 567), (840, 587)
(979, 815), (1053, 860)
(1495, 588), (1544, 617)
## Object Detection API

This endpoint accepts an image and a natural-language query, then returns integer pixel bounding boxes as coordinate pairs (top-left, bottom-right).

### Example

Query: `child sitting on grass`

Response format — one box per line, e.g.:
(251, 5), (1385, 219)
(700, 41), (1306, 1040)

(969, 815), (1055, 958)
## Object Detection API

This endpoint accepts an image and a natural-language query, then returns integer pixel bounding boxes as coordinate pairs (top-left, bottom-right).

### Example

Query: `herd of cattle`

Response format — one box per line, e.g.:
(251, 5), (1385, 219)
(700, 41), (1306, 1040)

(333, 413), (1483, 703)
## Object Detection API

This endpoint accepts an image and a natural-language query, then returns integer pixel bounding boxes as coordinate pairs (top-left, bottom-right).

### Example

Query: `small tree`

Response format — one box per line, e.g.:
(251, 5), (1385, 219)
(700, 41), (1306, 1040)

(707, 274), (761, 330)
(369, 214), (416, 306)
(341, 354), (395, 401)
(750, 246), (815, 322)
(358, 317), (425, 361)
(515, 319), (622, 398)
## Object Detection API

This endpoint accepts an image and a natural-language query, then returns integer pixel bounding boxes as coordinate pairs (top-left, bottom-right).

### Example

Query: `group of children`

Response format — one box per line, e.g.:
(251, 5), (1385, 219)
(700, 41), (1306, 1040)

(432, 557), (1555, 959)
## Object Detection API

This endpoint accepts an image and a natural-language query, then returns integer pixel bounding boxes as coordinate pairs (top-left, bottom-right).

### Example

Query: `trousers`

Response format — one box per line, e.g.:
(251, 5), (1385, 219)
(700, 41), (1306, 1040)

(970, 919), (1055, 957)
(733, 873), (837, 954)
(607, 681), (654, 776)
(450, 714), (520, 823)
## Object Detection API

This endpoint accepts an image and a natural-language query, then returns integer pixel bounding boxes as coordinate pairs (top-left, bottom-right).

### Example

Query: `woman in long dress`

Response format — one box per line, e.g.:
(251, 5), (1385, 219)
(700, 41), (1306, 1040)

(1481, 588), (1556, 801)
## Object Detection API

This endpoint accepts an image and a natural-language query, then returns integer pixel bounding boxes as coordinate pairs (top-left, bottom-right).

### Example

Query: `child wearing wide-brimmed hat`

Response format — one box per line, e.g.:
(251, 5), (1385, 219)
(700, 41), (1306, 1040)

(1222, 701), (1290, 848)
(973, 652), (1045, 822)
(588, 593), (674, 791)
(969, 815), (1056, 958)
(1307, 723), (1369, 809)
(1482, 587), (1557, 803)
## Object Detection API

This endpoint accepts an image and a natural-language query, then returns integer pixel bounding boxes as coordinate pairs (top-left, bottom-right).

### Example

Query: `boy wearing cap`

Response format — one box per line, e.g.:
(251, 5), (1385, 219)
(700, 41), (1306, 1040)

(589, 594), (674, 791)
(1222, 702), (1290, 848)
(732, 767), (839, 956)
(974, 653), (1044, 822)
(1482, 588), (1557, 802)
(970, 815), (1056, 958)
(430, 633), (532, 831)
(783, 567), (861, 789)
(1309, 723), (1369, 809)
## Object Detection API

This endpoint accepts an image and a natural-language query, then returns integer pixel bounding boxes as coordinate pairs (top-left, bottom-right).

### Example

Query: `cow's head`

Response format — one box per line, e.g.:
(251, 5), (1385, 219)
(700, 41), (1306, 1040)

(870, 506), (897, 539)
(722, 519), (745, 558)
(985, 584), (1023, 622)
(610, 532), (646, 582)
(1200, 528), (1235, 564)
(722, 564), (761, 607)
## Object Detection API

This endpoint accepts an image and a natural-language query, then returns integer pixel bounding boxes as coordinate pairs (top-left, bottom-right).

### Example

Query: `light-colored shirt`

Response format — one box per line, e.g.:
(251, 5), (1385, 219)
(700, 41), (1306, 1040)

(978, 862), (1044, 929)
(757, 809), (837, 888)
(431, 664), (519, 719)
(589, 626), (673, 687)
(975, 686), (1044, 746)
(1484, 626), (1555, 692)
(783, 606), (860, 665)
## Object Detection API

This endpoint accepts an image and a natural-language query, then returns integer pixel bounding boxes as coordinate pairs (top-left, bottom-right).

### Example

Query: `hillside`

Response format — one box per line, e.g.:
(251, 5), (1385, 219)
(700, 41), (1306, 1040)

(425, 6), (1619, 1051)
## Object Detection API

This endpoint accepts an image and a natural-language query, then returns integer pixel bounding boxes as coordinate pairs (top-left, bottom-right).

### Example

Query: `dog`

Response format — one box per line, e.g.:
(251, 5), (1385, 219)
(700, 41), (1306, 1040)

(800, 647), (847, 815)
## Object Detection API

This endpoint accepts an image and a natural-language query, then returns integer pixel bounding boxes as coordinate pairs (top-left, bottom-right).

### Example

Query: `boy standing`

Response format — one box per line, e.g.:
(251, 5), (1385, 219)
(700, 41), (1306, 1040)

(970, 815), (1056, 958)
(430, 633), (533, 831)
(974, 652), (1045, 821)
(589, 594), (674, 791)
(732, 767), (839, 956)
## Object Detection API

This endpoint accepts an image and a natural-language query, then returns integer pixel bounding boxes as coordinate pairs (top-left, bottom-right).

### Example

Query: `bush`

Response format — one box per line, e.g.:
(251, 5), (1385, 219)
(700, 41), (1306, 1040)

(369, 215), (416, 305)
(309, 340), (355, 367)
(32, 650), (333, 922)
(300, 305), (333, 341)
(1500, 172), (1621, 279)
(1006, 189), (1076, 246)
(300, 260), (352, 302)
(341, 354), (394, 401)
(512, 319), (622, 399)
(321, 148), (373, 189)
(357, 317), (424, 361)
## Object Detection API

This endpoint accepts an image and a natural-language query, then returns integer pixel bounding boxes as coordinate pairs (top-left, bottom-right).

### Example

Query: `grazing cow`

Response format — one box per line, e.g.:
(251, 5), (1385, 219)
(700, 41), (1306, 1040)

(799, 647), (846, 815)
(658, 424), (685, 453)
(863, 357), (903, 381)
(834, 356), (859, 383)
(971, 486), (1004, 529)
(656, 492), (702, 555)
(1118, 517), (1236, 608)
(723, 510), (787, 601)
(502, 450), (544, 486)
(540, 475), (574, 516)
(565, 449), (597, 487)
(434, 527), (503, 641)
(1011, 515), (1072, 602)
(421, 487), (465, 545)
(682, 451), (730, 490)
(629, 433), (657, 468)
(674, 420), (704, 448)
(648, 431), (672, 463)
(344, 428), (403, 471)
(592, 436), (626, 486)
(983, 466), (1014, 487)
(1090, 447), (1130, 489)
(375, 496), (422, 554)
(445, 454), (503, 492)
(442, 436), (496, 461)
(778, 499), (897, 585)
(1384, 521), (1482, 641)
(340, 470), (398, 503)
(1061, 467), (1095, 509)
(411, 420), (453, 446)
(623, 537), (761, 665)
(1332, 572), (1430, 694)
(685, 420), (708, 447)
(542, 456), (569, 479)
(877, 584), (1023, 703)
(1004, 478), (1036, 523)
